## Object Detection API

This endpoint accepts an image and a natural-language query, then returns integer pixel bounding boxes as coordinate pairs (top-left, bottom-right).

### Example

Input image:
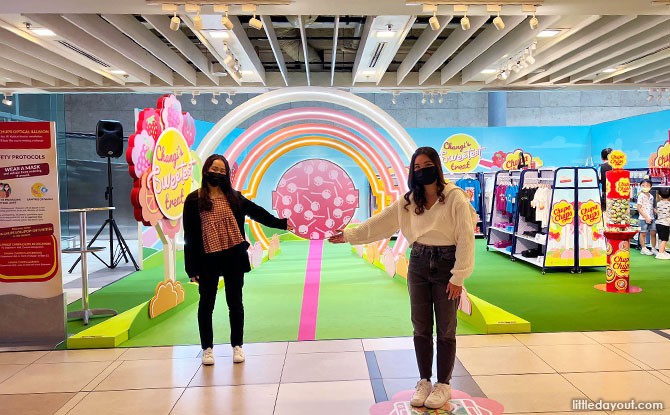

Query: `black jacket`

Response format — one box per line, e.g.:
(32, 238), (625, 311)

(182, 190), (288, 278)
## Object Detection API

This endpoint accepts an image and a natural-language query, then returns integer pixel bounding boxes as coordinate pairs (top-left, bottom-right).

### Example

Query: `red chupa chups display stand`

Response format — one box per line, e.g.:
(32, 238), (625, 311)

(595, 151), (641, 293)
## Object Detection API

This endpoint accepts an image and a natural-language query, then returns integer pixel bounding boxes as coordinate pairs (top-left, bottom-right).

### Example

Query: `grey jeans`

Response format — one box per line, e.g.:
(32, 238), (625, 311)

(408, 242), (460, 384)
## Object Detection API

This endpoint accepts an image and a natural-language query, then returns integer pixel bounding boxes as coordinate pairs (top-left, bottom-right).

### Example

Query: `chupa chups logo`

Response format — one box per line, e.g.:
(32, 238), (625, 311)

(579, 200), (602, 226)
(369, 389), (503, 415)
(610, 250), (630, 277)
(440, 134), (485, 173)
(615, 177), (630, 197)
(608, 150), (627, 169)
(649, 135), (670, 168)
(552, 200), (574, 226)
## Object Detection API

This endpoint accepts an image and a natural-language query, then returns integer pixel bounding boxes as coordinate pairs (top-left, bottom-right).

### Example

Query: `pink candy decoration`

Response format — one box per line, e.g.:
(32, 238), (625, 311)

(159, 94), (184, 132)
(272, 159), (359, 240)
(130, 130), (155, 178)
(181, 112), (196, 147)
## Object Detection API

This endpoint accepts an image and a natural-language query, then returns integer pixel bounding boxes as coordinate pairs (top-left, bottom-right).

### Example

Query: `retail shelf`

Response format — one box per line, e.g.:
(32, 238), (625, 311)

(490, 227), (514, 236)
(515, 233), (547, 245)
(487, 244), (512, 256)
(513, 254), (544, 267)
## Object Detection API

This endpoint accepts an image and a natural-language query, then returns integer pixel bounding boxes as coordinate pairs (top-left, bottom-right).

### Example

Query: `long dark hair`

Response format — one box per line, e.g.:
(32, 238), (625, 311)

(404, 147), (447, 215)
(198, 154), (241, 212)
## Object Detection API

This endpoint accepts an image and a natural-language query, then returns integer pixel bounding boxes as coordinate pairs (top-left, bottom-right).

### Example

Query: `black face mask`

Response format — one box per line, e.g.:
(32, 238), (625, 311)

(414, 166), (439, 186)
(206, 172), (227, 187)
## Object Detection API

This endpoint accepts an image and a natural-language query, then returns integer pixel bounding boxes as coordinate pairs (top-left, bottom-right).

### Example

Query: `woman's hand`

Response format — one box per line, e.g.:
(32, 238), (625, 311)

(286, 224), (295, 232)
(328, 229), (346, 244)
(446, 282), (462, 300)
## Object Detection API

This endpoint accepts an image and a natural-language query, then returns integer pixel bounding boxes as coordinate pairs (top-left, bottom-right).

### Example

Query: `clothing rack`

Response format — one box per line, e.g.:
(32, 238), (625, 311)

(487, 167), (607, 274)
(445, 172), (487, 237)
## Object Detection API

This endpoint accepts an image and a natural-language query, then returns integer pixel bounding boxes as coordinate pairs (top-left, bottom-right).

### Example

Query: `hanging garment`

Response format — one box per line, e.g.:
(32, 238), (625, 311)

(456, 178), (482, 213)
(531, 187), (552, 228)
(495, 185), (508, 214)
(505, 185), (519, 217)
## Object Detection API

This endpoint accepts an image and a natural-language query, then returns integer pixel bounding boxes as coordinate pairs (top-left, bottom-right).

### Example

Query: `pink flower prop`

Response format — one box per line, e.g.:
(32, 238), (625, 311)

(158, 94), (184, 132)
(181, 112), (196, 147)
(369, 389), (503, 415)
(130, 130), (155, 178)
(137, 108), (162, 142)
(160, 218), (181, 239)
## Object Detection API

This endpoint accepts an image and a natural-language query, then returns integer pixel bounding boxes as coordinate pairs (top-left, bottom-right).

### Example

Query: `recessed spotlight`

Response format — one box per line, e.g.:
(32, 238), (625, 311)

(110, 69), (126, 75)
(376, 30), (397, 38)
(209, 30), (231, 39)
(30, 28), (56, 36)
(481, 69), (497, 74)
(538, 29), (560, 37)
(362, 70), (376, 76)
(603, 68), (616, 73)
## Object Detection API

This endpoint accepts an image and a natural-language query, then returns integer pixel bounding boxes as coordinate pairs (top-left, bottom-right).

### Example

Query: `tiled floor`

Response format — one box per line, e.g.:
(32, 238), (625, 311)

(0, 330), (668, 414)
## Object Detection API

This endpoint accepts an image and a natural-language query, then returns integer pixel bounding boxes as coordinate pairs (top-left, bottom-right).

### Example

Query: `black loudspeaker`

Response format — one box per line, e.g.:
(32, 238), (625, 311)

(96, 120), (124, 158)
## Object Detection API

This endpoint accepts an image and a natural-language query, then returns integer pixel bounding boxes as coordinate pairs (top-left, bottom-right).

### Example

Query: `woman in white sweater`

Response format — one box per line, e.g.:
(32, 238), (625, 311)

(328, 146), (477, 410)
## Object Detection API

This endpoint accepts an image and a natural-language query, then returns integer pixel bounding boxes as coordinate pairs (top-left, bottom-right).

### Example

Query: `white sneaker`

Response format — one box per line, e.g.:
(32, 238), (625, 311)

(201, 348), (215, 366)
(656, 252), (670, 260)
(424, 383), (452, 409)
(233, 346), (245, 363)
(410, 379), (432, 407)
(641, 248), (654, 256)
(651, 248), (659, 256)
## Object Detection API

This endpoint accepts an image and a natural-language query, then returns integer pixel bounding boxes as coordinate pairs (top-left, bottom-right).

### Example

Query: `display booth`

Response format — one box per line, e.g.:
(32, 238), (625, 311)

(3, 89), (670, 348)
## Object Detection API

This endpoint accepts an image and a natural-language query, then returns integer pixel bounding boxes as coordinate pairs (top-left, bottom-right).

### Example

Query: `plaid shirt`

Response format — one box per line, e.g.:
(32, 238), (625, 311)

(200, 196), (245, 253)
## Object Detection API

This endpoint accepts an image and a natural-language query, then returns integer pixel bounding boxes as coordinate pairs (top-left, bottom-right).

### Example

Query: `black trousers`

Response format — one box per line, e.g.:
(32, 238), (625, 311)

(407, 243), (460, 384)
(198, 250), (245, 349)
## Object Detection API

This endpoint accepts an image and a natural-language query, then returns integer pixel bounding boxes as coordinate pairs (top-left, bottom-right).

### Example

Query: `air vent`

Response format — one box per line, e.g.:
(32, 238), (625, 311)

(368, 42), (387, 68)
(58, 41), (110, 67)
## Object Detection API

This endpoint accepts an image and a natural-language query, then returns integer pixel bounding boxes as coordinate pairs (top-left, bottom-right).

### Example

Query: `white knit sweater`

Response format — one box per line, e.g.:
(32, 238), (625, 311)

(343, 182), (477, 286)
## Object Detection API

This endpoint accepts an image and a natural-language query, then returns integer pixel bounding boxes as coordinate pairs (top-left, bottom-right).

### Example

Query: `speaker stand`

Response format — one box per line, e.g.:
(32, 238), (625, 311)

(68, 157), (139, 273)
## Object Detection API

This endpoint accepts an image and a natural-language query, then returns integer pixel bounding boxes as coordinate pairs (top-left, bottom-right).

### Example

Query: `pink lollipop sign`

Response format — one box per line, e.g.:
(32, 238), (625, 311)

(272, 158), (359, 240)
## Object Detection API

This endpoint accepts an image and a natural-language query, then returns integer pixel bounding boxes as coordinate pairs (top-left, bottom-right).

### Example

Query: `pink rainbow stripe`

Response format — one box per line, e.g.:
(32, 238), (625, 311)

(297, 239), (325, 341)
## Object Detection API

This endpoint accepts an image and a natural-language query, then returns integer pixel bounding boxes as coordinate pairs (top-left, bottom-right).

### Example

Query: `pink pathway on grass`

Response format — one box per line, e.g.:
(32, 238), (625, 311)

(297, 239), (325, 340)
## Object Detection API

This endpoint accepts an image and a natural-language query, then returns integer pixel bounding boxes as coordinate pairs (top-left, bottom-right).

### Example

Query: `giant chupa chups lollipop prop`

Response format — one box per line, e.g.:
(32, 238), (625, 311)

(595, 150), (641, 293)
(127, 94), (199, 317)
(272, 159), (359, 240)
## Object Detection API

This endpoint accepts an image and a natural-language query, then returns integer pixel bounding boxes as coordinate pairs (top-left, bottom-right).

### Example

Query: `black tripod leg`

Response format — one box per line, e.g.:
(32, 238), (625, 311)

(112, 220), (139, 270)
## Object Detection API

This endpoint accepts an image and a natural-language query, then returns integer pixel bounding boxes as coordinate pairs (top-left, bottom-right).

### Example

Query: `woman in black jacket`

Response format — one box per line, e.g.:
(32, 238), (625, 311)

(183, 154), (293, 366)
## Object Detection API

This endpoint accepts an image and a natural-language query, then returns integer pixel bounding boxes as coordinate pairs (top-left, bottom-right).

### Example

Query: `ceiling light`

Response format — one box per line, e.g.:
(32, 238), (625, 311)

(500, 70), (508, 80)
(438, 92), (445, 104)
(209, 30), (230, 39)
(538, 29), (560, 37)
(658, 89), (665, 102)
(109, 69), (126, 75)
(511, 64), (520, 73)
(481, 69), (497, 74)
(429, 10), (440, 31)
(461, 15), (470, 31)
(430, 92), (435, 104)
(249, 13), (263, 30)
(2, 94), (12, 106)
(421, 92), (427, 105)
(362, 70), (376, 76)
(30, 28), (56, 36)
(190, 92), (199, 105)
(603, 68), (616, 73)
(493, 12), (504, 31)
(170, 12), (180, 31)
(529, 12), (538, 30)
(226, 92), (233, 105)
(376, 30), (397, 38)
(525, 55), (536, 65)
(222, 13), (234, 30)
(184, 4), (200, 13)
(224, 54), (234, 66)
(233, 60), (241, 72)
(193, 14), (203, 31)
(391, 91), (398, 105)
(211, 93), (219, 105)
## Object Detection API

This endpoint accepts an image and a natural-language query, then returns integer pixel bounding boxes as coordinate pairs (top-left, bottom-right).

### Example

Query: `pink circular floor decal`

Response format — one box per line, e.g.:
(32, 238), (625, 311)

(369, 389), (504, 415)
(272, 158), (359, 240)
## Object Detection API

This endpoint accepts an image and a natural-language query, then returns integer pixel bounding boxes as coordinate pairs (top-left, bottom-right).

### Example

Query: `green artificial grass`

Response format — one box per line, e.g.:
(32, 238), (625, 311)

(467, 239), (670, 332)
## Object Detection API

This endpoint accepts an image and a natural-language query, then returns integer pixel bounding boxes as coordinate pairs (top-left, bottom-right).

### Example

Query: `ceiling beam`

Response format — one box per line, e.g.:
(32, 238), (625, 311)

(64, 14), (174, 85)
(565, 33), (670, 84)
(633, 64), (670, 84)
(534, 15), (601, 55)
(25, 14), (151, 85)
(298, 15), (311, 86)
(261, 14), (288, 86)
(0, 59), (56, 86)
(226, 15), (265, 85)
(0, 44), (79, 85)
(0, 68), (32, 86)
(330, 15), (339, 87)
(525, 15), (664, 84)
(441, 15), (526, 84)
(397, 15), (451, 85)
(0, 23), (104, 85)
(142, 14), (219, 85)
(463, 15), (560, 83)
(103, 14), (196, 85)
(613, 54), (670, 83)
(505, 15), (634, 84)
(594, 48), (670, 83)
(419, 15), (488, 85)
